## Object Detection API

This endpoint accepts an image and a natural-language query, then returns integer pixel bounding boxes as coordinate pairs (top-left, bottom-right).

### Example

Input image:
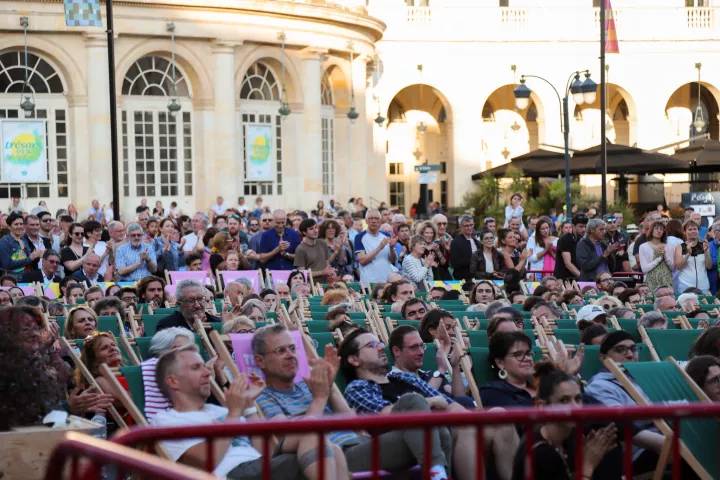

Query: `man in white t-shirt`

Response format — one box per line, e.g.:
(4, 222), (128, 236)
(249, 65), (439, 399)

(212, 196), (230, 216)
(354, 209), (397, 283)
(151, 344), (347, 479)
(182, 211), (209, 254)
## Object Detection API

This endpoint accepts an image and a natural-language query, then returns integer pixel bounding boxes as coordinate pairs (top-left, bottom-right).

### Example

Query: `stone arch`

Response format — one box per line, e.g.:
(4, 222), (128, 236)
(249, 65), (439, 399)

(235, 45), (303, 105)
(572, 82), (638, 147)
(665, 81), (720, 141)
(116, 38), (212, 103)
(321, 57), (351, 111)
(0, 35), (84, 97)
(384, 82), (452, 124)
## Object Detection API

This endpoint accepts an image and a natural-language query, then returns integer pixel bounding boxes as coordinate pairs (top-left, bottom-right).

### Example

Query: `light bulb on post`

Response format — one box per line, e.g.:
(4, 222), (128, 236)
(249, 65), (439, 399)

(513, 80), (531, 110)
(570, 75), (585, 105)
(20, 96), (34, 118)
(347, 106), (359, 124)
(167, 98), (181, 119)
(581, 74), (597, 105)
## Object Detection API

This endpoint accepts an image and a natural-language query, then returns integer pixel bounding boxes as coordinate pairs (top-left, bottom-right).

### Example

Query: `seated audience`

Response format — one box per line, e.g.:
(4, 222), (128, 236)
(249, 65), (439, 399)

(581, 323), (608, 346)
(617, 288), (642, 306)
(64, 305), (98, 340)
(401, 298), (428, 321)
(575, 304), (608, 331)
(560, 289), (584, 306)
(685, 356), (720, 402)
(156, 279), (221, 332)
(638, 311), (667, 330)
(221, 316), (256, 334)
(608, 306), (635, 320)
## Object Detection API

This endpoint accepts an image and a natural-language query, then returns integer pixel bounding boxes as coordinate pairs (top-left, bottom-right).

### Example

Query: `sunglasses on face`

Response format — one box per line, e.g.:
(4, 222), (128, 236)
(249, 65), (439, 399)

(72, 232), (84, 236)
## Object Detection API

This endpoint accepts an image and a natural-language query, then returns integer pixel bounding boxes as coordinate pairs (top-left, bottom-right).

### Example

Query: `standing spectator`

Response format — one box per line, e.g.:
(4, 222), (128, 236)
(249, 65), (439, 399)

(258, 210), (301, 271)
(470, 229), (504, 280)
(320, 219), (352, 278)
(227, 214), (250, 255)
(87, 199), (103, 222)
(449, 214), (481, 282)
(666, 219), (685, 291)
(246, 217), (261, 239)
(674, 220), (712, 294)
(249, 196), (264, 218)
(484, 217), (497, 234)
(708, 221), (720, 295)
(153, 218), (186, 276)
(392, 223), (411, 268)
(432, 214), (452, 246)
(354, 209), (397, 283)
(37, 211), (61, 253)
(401, 235), (435, 291)
(604, 214), (630, 273)
(294, 218), (334, 286)
(60, 222), (91, 278)
(576, 219), (618, 282)
(639, 221), (673, 292)
(103, 202), (115, 225)
(632, 212), (662, 271)
(554, 214), (588, 280)
(525, 217), (556, 281)
(22, 214), (51, 271)
(136, 198), (149, 214)
(420, 221), (451, 281)
(181, 211), (209, 254)
(115, 223), (158, 282)
(504, 193), (525, 229)
(211, 196), (229, 216)
(337, 210), (355, 242)
(83, 220), (110, 277)
(498, 229), (529, 274)
(691, 212), (708, 239)
(247, 212), (273, 267)
(7, 196), (23, 214)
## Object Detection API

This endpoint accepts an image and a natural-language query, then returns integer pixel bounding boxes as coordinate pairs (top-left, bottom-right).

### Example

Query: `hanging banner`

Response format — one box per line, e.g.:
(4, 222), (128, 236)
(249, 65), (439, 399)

(245, 124), (274, 181)
(2, 120), (48, 182)
(64, 0), (103, 27)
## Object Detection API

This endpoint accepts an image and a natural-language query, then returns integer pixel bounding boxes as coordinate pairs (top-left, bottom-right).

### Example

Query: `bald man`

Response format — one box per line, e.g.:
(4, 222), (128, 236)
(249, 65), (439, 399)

(258, 209), (301, 270)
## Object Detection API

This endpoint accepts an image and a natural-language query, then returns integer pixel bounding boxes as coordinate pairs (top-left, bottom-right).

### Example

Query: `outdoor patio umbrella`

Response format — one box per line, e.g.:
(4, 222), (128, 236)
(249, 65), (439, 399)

(670, 138), (720, 171)
(570, 142), (690, 175)
(472, 148), (565, 179)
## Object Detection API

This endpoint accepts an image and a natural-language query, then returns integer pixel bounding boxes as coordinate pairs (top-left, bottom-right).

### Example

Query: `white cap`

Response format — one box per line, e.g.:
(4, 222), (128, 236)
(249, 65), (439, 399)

(576, 304), (606, 324)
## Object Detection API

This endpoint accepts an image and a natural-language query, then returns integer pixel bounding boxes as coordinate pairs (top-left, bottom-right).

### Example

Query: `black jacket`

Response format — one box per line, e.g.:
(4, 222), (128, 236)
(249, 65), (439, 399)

(449, 235), (482, 282)
(72, 270), (105, 286)
(576, 237), (616, 282)
(22, 234), (52, 271)
(156, 310), (222, 333)
(21, 269), (61, 284)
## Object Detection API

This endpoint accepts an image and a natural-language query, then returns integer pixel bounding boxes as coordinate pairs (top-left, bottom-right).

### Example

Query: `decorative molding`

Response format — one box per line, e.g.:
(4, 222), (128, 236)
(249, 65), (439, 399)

(211, 39), (243, 55)
(299, 46), (329, 61)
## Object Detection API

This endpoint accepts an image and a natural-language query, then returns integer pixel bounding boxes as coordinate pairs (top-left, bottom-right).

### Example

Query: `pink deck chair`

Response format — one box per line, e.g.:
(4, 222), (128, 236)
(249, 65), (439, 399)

(266, 269), (308, 288)
(167, 270), (214, 287)
(3, 285), (37, 296)
(219, 270), (261, 293)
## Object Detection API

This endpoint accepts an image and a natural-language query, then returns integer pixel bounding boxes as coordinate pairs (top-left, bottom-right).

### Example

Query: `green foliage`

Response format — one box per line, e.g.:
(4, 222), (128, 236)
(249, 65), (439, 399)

(608, 200), (638, 226)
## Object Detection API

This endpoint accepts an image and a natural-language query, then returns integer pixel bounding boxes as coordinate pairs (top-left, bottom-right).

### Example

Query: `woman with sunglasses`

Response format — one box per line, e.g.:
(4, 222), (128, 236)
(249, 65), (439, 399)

(639, 221), (673, 292)
(470, 229), (504, 280)
(60, 222), (91, 277)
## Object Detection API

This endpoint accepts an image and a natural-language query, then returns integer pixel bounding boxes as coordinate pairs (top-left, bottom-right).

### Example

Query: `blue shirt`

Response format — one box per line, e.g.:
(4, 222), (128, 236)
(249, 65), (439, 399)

(152, 237), (185, 273)
(116, 242), (157, 281)
(344, 370), (452, 414)
(257, 381), (357, 446)
(258, 228), (301, 270)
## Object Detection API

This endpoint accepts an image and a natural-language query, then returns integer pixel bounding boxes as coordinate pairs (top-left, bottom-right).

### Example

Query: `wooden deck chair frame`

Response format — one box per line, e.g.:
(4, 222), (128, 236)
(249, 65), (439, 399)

(59, 337), (127, 428)
(461, 315), (476, 331)
(450, 326), (482, 407)
(97, 363), (172, 460)
(604, 358), (713, 480)
(637, 325), (662, 362)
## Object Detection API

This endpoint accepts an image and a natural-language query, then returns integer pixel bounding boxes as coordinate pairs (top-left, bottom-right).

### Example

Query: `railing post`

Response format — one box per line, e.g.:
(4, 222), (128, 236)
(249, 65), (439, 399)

(672, 420), (681, 480)
(524, 423), (534, 480)
(475, 425), (485, 480)
(262, 436), (271, 480)
(624, 422), (633, 480)
(371, 433), (380, 480)
(574, 424), (584, 480)
(423, 429), (432, 480)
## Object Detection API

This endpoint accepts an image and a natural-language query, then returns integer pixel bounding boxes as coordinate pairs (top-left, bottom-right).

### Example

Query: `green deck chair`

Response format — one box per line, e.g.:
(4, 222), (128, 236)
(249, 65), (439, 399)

(473, 318), (533, 330)
(153, 308), (179, 316)
(618, 360), (717, 479)
(579, 343), (652, 381)
(617, 318), (642, 343)
(554, 319), (579, 329)
(381, 312), (402, 320)
(396, 320), (421, 329)
(119, 365), (146, 420)
(140, 314), (168, 337)
(133, 334), (206, 361)
(644, 329), (700, 361)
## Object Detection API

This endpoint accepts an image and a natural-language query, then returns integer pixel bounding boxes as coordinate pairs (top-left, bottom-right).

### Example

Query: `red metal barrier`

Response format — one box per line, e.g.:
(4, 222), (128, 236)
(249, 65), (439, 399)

(110, 403), (720, 480)
(44, 431), (214, 480)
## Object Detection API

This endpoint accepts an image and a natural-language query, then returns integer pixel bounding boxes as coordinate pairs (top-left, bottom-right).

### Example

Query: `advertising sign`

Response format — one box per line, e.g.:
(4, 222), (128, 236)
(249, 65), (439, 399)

(2, 120), (48, 182)
(245, 124), (273, 181)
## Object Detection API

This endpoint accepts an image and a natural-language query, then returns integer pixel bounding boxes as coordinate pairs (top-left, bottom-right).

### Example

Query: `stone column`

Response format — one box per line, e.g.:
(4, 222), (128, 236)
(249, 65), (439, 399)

(85, 33), (112, 212)
(212, 41), (240, 201)
(299, 47), (327, 205)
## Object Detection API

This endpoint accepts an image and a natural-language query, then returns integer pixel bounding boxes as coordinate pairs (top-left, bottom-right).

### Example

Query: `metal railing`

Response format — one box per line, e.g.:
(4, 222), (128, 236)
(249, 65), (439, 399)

(104, 403), (720, 480)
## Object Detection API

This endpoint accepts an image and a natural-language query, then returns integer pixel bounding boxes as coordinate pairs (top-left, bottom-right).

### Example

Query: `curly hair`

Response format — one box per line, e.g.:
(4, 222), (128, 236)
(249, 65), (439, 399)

(0, 306), (65, 431)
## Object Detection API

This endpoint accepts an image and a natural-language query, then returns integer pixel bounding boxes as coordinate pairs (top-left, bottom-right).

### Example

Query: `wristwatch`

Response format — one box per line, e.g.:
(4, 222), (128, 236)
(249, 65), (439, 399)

(432, 370), (442, 379)
(243, 406), (258, 417)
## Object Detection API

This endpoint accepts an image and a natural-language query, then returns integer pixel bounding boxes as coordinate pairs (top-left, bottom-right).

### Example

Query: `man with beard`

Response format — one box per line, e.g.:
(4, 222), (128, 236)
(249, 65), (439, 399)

(254, 324), (451, 476)
(156, 279), (221, 332)
(137, 275), (167, 308)
(227, 214), (250, 255)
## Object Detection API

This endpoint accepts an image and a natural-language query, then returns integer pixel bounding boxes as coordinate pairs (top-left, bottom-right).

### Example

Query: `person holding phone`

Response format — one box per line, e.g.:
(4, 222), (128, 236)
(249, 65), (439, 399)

(674, 220), (712, 294)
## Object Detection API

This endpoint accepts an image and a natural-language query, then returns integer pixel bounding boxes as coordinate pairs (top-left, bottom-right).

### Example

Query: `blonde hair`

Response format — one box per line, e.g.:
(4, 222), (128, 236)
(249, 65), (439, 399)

(321, 289), (351, 306)
(419, 220), (437, 239)
(221, 315), (255, 334)
(64, 305), (99, 340)
(211, 232), (232, 253)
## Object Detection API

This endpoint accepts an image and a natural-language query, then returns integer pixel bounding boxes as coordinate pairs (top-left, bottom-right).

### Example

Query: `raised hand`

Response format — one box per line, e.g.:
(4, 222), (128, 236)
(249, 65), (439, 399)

(323, 344), (341, 382)
(303, 361), (331, 401)
(243, 372), (266, 402)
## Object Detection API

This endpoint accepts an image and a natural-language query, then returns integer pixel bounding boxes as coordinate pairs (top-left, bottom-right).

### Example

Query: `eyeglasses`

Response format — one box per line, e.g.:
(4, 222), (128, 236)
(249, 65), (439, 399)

(354, 340), (385, 353)
(129, 233), (143, 238)
(261, 219), (272, 223)
(506, 349), (535, 361)
(436, 222), (447, 226)
(46, 259), (59, 265)
(599, 277), (613, 283)
(705, 374), (720, 389)
(236, 328), (255, 334)
(41, 218), (52, 223)
(267, 344), (297, 356)
(72, 232), (84, 236)
(367, 217), (381, 221)
(610, 344), (641, 355)
(180, 297), (204, 305)
(121, 296), (138, 302)
(403, 343), (426, 353)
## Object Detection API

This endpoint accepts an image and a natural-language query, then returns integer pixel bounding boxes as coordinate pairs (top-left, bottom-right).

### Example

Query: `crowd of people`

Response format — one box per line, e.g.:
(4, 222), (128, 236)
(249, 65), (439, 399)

(1, 193), (720, 480)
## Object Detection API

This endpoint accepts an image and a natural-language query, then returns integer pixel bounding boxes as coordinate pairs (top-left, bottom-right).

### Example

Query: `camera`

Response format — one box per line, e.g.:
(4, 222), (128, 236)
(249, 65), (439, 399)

(682, 242), (705, 257)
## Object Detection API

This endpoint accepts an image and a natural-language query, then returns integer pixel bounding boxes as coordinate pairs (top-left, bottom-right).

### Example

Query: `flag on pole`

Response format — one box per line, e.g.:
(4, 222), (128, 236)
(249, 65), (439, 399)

(605, 0), (619, 54)
(64, 0), (103, 27)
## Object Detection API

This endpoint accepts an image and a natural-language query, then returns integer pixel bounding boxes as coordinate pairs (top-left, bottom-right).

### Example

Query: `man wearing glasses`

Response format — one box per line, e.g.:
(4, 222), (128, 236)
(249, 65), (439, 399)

(246, 212), (274, 267)
(37, 210), (61, 253)
(156, 278), (220, 332)
(21, 249), (62, 284)
(586, 331), (668, 475)
(115, 222), (157, 282)
(604, 214), (630, 273)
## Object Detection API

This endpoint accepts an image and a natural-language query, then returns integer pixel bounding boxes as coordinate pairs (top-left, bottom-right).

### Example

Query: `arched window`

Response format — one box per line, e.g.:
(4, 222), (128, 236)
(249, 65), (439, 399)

(121, 56), (189, 97)
(239, 61), (284, 197)
(0, 51), (64, 94)
(240, 63), (280, 101)
(120, 55), (193, 199)
(321, 71), (334, 106)
(0, 51), (67, 201)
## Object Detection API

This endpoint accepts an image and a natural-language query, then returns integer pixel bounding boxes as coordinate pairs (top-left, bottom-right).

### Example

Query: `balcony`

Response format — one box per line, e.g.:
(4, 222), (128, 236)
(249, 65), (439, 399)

(367, 5), (720, 42)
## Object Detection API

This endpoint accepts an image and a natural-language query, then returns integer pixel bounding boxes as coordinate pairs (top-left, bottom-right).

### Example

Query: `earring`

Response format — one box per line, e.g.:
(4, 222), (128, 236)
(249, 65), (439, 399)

(499, 369), (508, 380)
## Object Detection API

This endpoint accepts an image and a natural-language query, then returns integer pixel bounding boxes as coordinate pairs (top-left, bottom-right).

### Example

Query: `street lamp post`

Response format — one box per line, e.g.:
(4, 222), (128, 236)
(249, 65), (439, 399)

(514, 71), (597, 222)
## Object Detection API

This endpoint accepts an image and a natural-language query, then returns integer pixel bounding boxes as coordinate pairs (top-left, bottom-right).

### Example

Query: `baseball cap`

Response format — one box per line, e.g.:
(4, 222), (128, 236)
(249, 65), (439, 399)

(576, 304), (606, 324)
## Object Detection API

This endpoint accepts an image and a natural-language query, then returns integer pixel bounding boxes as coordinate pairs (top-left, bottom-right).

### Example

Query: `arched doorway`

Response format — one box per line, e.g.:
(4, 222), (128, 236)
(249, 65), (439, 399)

(571, 83), (637, 150)
(0, 50), (69, 203)
(481, 84), (542, 171)
(666, 82), (720, 192)
(119, 54), (195, 209)
(385, 83), (451, 214)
